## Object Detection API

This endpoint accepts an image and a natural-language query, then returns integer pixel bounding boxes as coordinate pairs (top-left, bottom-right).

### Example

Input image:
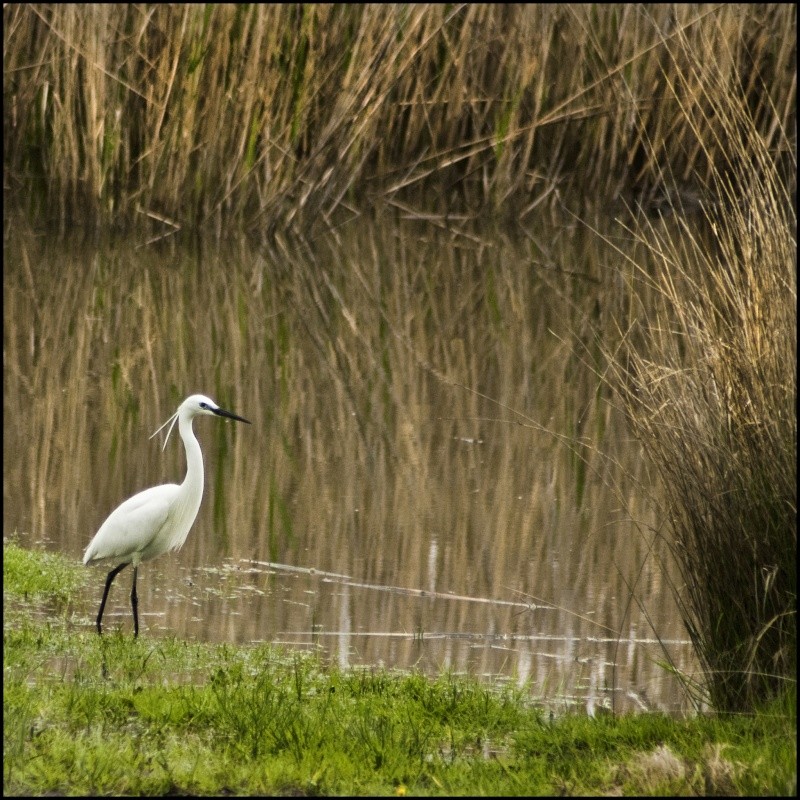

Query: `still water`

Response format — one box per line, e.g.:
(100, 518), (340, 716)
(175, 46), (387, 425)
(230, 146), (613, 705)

(4, 212), (697, 714)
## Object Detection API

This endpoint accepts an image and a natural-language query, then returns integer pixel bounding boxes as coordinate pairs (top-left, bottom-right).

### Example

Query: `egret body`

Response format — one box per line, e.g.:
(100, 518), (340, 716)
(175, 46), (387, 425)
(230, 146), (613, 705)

(83, 394), (250, 636)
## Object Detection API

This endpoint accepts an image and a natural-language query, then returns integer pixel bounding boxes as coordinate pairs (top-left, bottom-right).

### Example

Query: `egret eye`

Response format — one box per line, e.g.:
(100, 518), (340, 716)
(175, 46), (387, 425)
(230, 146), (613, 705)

(200, 402), (209, 409)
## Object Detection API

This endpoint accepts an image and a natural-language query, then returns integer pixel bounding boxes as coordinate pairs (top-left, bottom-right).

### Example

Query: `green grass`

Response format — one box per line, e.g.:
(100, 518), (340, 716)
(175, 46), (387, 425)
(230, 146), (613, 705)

(3, 538), (87, 603)
(4, 544), (795, 795)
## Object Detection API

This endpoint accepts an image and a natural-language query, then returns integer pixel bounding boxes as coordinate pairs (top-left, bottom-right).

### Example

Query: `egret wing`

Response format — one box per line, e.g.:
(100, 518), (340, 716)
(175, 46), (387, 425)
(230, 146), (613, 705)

(83, 484), (180, 564)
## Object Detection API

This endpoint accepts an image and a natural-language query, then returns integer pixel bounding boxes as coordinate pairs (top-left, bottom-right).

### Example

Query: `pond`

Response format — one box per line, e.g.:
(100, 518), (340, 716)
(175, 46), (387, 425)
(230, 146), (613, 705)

(3, 210), (698, 715)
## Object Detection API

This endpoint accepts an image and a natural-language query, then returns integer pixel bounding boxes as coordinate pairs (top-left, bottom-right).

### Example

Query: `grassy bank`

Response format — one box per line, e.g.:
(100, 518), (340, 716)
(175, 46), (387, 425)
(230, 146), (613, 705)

(4, 542), (795, 795)
(3, 4), (795, 233)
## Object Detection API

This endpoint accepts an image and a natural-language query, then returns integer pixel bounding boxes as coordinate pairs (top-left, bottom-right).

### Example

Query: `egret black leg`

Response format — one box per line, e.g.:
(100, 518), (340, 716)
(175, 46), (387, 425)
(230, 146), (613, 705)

(130, 566), (139, 638)
(97, 562), (129, 635)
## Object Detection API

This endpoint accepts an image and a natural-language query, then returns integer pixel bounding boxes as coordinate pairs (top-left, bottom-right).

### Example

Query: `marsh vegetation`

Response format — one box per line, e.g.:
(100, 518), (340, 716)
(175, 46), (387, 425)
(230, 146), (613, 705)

(3, 4), (796, 793)
(4, 5), (794, 233)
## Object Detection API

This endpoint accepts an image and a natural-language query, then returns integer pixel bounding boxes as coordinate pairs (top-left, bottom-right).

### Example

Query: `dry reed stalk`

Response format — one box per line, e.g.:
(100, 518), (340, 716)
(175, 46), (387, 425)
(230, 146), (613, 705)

(605, 29), (796, 711)
(3, 5), (794, 232)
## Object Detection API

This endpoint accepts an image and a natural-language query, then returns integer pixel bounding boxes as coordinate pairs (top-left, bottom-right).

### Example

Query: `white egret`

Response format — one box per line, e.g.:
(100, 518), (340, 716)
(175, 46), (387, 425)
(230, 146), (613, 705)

(83, 394), (250, 637)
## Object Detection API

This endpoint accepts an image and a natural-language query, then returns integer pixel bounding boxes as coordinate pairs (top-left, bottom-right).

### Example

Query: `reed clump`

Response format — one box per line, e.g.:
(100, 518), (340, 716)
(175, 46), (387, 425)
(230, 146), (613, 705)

(606, 30), (796, 712)
(3, 4), (795, 233)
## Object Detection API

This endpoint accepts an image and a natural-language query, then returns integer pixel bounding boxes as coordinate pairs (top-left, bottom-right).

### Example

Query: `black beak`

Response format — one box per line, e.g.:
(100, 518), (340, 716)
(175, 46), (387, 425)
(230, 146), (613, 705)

(213, 406), (251, 424)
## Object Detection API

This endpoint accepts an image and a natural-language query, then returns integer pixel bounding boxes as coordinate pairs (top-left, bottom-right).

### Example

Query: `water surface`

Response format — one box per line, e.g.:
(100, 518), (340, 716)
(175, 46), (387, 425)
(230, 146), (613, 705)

(3, 213), (698, 714)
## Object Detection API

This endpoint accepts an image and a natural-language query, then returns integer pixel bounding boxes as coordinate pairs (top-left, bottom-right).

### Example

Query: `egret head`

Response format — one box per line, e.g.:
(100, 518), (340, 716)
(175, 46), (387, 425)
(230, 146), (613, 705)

(183, 394), (223, 417)
(151, 394), (251, 450)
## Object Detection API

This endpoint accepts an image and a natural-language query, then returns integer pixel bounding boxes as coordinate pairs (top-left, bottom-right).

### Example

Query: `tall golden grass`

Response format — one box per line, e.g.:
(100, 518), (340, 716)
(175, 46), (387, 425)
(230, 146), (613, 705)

(3, 4), (795, 233)
(602, 23), (796, 712)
